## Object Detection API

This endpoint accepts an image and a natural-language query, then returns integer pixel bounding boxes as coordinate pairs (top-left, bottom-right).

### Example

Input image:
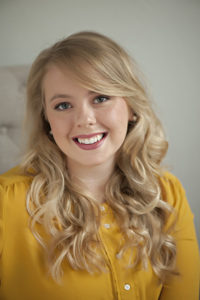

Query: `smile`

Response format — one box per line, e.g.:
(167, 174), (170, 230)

(77, 134), (104, 144)
(72, 133), (107, 150)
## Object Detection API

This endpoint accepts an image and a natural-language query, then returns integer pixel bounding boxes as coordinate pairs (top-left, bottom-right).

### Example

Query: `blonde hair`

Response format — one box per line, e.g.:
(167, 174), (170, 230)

(22, 31), (177, 283)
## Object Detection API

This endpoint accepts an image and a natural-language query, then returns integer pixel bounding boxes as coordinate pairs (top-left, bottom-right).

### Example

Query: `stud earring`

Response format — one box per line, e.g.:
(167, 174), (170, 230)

(132, 113), (137, 122)
(128, 113), (138, 130)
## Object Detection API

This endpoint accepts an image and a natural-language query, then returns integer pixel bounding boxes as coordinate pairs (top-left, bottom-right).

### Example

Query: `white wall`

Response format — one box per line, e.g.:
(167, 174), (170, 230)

(0, 0), (199, 242)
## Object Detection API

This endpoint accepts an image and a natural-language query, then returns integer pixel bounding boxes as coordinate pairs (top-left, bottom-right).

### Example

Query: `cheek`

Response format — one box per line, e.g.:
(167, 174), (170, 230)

(49, 120), (62, 134)
(108, 105), (129, 130)
(47, 114), (68, 136)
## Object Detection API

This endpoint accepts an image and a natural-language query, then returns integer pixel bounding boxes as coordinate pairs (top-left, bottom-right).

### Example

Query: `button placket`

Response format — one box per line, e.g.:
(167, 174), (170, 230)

(100, 204), (112, 231)
(100, 204), (137, 299)
(98, 215), (121, 300)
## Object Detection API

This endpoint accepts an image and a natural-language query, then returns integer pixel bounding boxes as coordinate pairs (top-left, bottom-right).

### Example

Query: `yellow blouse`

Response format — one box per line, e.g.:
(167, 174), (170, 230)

(0, 167), (199, 300)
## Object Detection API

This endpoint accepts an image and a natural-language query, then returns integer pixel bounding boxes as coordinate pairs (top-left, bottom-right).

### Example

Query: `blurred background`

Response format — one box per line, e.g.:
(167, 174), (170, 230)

(0, 0), (199, 242)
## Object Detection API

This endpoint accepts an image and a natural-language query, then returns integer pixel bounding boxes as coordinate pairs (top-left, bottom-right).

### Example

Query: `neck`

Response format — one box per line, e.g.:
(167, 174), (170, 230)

(67, 159), (115, 203)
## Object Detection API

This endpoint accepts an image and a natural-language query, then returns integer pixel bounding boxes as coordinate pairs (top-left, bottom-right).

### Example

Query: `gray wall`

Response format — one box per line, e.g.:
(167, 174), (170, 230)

(0, 0), (199, 242)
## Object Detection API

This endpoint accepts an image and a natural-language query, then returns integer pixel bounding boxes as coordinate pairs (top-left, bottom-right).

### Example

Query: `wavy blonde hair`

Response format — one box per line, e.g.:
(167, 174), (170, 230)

(21, 31), (177, 283)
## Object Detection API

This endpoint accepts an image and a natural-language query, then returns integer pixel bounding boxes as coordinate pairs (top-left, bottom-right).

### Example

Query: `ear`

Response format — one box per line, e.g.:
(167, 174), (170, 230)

(128, 110), (138, 124)
(125, 103), (131, 120)
(128, 111), (133, 121)
(124, 98), (137, 122)
(128, 108), (135, 122)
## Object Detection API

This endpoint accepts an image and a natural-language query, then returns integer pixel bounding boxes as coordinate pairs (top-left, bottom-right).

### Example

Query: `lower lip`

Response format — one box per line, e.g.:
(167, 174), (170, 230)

(73, 134), (107, 150)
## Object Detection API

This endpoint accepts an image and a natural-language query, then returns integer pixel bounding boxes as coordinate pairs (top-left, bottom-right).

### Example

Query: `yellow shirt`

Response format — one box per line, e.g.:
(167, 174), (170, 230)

(0, 167), (199, 300)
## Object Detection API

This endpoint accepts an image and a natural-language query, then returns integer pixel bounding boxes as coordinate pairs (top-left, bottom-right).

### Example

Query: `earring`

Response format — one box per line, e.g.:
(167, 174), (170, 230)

(49, 130), (53, 135)
(128, 113), (138, 130)
(132, 113), (137, 122)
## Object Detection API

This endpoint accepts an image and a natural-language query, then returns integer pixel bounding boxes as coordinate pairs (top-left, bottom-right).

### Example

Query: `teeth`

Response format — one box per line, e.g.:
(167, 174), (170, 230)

(77, 134), (104, 144)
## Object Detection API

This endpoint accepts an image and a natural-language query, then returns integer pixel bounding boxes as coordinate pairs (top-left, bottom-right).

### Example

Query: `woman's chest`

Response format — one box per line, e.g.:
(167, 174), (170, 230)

(1, 203), (163, 300)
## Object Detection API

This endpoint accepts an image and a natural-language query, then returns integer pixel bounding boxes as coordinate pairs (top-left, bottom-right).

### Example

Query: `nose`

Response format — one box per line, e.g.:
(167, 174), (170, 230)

(76, 103), (96, 128)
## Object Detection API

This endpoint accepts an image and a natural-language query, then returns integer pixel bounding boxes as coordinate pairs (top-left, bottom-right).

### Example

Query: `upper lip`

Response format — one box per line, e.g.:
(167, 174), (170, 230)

(72, 132), (106, 139)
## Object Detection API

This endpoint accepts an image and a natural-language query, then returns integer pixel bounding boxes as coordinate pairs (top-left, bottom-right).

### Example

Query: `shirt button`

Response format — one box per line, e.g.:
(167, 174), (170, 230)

(104, 223), (110, 229)
(116, 253), (121, 259)
(100, 206), (105, 211)
(124, 284), (131, 291)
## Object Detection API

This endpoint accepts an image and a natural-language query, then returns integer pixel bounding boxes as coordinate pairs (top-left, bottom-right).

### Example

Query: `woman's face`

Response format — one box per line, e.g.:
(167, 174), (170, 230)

(43, 65), (132, 170)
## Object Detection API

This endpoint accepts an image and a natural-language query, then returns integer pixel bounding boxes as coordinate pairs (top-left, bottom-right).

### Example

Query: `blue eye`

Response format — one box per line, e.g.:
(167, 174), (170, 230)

(54, 102), (72, 111)
(93, 95), (110, 104)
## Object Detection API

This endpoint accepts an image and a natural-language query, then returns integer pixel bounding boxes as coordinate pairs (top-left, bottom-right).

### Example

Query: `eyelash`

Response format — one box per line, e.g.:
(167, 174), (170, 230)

(54, 102), (72, 111)
(93, 95), (110, 104)
(54, 95), (110, 111)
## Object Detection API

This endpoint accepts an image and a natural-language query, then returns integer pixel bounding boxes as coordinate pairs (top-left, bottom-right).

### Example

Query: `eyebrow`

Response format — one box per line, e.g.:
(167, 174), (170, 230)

(49, 91), (97, 102)
(50, 94), (71, 102)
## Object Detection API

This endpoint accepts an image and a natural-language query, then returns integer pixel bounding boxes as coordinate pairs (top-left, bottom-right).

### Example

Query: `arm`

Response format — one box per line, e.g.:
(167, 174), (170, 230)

(159, 174), (199, 299)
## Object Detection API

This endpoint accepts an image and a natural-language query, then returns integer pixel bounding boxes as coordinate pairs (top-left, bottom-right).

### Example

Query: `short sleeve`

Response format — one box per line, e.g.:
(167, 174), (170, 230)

(159, 173), (200, 300)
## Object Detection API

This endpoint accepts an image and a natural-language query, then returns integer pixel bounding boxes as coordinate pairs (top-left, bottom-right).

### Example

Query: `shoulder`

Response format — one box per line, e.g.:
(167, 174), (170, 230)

(158, 171), (194, 233)
(0, 166), (33, 189)
(0, 166), (33, 228)
(159, 172), (185, 197)
(159, 171), (182, 189)
(158, 171), (187, 208)
(0, 166), (33, 255)
(0, 166), (33, 203)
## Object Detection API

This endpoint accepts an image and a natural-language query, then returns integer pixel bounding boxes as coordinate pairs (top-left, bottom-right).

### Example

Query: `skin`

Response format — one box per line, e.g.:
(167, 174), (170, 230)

(43, 65), (132, 202)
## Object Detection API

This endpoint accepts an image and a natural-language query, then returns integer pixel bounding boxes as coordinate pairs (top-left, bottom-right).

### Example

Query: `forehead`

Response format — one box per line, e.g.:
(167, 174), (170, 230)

(43, 64), (76, 85)
(42, 60), (129, 101)
(43, 62), (98, 88)
(42, 65), (86, 101)
(43, 62), (105, 95)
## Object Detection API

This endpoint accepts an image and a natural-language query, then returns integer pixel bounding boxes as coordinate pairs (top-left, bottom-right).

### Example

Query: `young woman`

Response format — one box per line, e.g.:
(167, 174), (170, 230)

(0, 31), (199, 300)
